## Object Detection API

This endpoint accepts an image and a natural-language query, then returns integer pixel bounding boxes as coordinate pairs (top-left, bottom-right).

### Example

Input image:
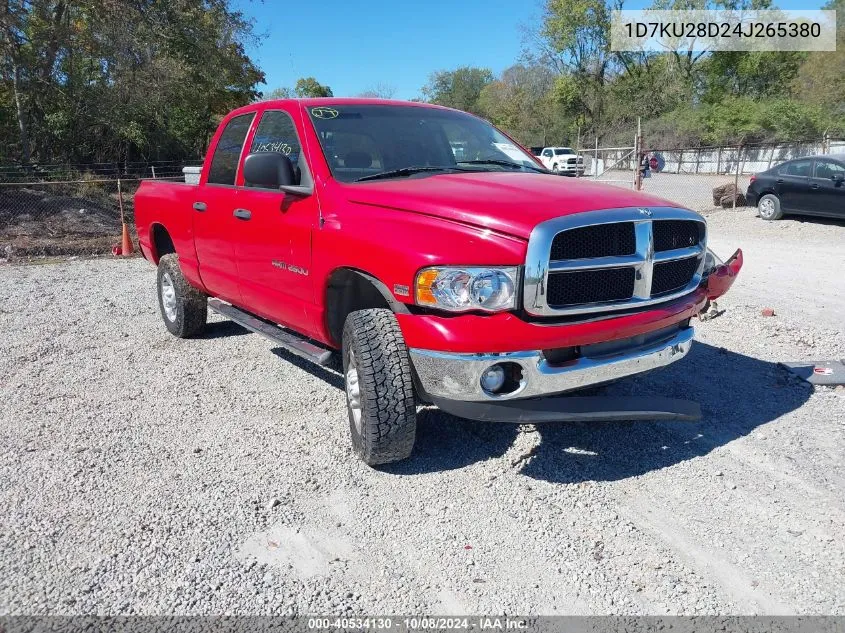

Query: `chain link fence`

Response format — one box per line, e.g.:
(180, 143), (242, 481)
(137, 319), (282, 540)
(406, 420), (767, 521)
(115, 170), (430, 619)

(2, 141), (842, 260)
(577, 137), (845, 214)
(0, 161), (199, 260)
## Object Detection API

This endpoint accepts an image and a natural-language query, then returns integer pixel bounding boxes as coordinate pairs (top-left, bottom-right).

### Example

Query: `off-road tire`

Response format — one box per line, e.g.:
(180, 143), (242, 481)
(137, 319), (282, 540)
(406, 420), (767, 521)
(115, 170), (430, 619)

(342, 309), (416, 466)
(157, 253), (207, 338)
(758, 193), (783, 221)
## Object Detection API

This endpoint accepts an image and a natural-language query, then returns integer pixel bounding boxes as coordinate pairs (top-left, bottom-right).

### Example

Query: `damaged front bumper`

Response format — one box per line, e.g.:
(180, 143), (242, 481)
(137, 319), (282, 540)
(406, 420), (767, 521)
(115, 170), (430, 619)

(405, 248), (742, 424)
(410, 326), (696, 422)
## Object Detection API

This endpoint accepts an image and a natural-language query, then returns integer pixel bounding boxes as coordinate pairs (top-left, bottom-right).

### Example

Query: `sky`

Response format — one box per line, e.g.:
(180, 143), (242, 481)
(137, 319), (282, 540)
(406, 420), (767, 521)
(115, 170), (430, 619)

(233, 0), (828, 101)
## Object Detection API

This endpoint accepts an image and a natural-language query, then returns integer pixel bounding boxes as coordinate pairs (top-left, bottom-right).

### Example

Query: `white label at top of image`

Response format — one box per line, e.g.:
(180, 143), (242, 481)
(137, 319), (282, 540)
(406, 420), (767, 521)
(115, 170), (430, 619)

(611, 10), (836, 52)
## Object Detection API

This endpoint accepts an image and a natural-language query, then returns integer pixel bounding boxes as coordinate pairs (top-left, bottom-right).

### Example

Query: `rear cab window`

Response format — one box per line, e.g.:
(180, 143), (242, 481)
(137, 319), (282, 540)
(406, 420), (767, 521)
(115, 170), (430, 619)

(207, 113), (255, 185)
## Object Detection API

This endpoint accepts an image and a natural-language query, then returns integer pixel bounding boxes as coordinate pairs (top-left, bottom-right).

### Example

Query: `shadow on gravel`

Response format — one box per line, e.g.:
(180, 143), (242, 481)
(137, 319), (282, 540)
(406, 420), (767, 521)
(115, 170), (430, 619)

(517, 342), (812, 484)
(385, 409), (521, 475)
(265, 338), (810, 481)
(270, 347), (345, 390)
(784, 215), (845, 228)
(200, 320), (251, 339)
(385, 342), (811, 478)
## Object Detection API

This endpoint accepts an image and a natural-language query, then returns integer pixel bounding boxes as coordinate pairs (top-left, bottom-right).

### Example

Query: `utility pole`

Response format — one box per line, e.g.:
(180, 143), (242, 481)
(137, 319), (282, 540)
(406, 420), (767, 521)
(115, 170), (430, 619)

(634, 117), (643, 191)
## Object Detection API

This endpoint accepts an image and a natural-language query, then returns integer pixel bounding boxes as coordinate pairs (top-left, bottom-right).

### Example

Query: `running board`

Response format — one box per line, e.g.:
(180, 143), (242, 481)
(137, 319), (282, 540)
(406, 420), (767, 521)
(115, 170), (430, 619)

(207, 298), (334, 366)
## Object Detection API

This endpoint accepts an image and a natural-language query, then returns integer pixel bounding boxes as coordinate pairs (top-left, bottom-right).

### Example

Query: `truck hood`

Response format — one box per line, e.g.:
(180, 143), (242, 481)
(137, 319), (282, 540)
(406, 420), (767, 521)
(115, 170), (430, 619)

(341, 172), (681, 239)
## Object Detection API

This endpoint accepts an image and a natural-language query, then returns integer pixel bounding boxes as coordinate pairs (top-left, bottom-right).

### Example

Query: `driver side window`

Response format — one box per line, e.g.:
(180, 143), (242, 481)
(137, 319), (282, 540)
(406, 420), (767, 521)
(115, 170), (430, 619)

(247, 110), (304, 188)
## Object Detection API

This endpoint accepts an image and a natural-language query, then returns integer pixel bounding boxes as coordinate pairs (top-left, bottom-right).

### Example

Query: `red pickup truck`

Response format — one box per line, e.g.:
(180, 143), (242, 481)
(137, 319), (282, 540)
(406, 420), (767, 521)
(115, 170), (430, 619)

(135, 98), (742, 465)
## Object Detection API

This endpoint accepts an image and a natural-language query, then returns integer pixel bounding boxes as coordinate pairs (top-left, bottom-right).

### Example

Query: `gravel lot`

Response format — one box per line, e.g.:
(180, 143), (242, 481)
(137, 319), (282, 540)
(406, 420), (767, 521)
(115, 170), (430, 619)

(1, 207), (844, 615)
(594, 170), (752, 214)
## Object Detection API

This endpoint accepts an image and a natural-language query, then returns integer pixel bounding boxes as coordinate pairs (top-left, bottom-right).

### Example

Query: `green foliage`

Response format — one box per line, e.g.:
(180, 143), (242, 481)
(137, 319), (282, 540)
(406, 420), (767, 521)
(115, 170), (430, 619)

(791, 0), (845, 117)
(421, 67), (494, 115)
(0, 0), (264, 164)
(262, 87), (294, 100)
(294, 77), (334, 98)
(479, 65), (569, 146)
(700, 51), (806, 103)
(422, 0), (841, 148)
(643, 98), (841, 146)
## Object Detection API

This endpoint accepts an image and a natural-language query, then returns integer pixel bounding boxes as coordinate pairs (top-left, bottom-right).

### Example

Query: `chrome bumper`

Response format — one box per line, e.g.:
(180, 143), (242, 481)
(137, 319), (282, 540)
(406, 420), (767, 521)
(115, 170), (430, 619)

(409, 327), (694, 402)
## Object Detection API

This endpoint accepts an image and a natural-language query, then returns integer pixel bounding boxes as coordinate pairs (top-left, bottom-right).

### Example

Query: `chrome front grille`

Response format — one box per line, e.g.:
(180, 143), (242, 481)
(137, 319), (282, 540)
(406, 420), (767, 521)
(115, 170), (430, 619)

(523, 207), (707, 316)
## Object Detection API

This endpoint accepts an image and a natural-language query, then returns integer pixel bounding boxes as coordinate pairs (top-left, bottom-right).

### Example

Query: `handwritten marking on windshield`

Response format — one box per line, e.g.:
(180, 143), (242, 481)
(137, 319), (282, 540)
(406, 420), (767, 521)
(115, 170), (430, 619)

(311, 107), (339, 119)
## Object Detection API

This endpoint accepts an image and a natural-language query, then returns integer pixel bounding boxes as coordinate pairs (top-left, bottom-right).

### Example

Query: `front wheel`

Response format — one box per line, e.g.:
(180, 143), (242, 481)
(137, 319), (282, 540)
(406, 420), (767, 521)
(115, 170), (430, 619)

(342, 309), (416, 466)
(157, 254), (207, 338)
(758, 193), (783, 221)
(552, 163), (560, 173)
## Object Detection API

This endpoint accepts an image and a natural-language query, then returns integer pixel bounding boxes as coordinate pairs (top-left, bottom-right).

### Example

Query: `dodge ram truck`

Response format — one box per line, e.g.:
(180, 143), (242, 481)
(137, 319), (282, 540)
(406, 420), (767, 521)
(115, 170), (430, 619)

(134, 98), (743, 466)
(539, 147), (585, 176)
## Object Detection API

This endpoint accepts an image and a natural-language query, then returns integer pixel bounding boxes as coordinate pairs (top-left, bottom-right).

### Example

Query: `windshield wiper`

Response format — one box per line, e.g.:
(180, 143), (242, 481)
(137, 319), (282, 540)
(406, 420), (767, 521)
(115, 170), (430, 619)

(356, 166), (461, 182)
(458, 159), (548, 173)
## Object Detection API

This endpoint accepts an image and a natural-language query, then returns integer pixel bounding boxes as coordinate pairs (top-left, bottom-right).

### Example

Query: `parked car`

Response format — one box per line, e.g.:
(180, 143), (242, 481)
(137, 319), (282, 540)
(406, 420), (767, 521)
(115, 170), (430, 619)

(538, 147), (585, 175)
(746, 154), (845, 220)
(134, 98), (742, 466)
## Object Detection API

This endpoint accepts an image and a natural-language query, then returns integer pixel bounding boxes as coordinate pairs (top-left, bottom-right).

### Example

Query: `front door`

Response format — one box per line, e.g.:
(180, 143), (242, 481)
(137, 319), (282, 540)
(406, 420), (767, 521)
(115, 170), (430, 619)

(234, 108), (318, 332)
(193, 112), (255, 304)
(808, 159), (845, 217)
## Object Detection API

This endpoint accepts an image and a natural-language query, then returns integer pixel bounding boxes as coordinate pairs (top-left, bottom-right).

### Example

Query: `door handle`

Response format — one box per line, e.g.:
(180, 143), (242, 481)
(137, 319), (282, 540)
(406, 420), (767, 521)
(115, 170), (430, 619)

(776, 179), (784, 183)
(193, 202), (207, 212)
(233, 208), (252, 220)
(811, 183), (819, 189)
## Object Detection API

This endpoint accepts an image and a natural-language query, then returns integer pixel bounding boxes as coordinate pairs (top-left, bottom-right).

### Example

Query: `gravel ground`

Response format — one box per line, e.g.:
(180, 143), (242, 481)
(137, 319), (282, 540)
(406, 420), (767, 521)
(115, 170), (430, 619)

(1, 207), (844, 615)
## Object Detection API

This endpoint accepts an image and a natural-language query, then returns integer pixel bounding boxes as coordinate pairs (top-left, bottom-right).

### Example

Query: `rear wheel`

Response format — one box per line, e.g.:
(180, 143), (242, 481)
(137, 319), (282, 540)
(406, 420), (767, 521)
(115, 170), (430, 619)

(157, 254), (207, 338)
(758, 194), (783, 221)
(342, 309), (416, 466)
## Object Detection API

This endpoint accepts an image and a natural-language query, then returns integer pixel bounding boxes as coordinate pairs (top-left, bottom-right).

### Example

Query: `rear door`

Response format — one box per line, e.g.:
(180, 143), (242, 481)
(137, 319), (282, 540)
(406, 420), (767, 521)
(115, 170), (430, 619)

(194, 112), (255, 304)
(234, 107), (318, 332)
(808, 158), (845, 217)
(774, 158), (812, 211)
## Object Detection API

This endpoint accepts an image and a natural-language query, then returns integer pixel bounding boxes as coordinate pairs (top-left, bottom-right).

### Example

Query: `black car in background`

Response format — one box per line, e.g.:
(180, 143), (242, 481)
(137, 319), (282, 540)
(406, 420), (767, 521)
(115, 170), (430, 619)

(746, 154), (845, 221)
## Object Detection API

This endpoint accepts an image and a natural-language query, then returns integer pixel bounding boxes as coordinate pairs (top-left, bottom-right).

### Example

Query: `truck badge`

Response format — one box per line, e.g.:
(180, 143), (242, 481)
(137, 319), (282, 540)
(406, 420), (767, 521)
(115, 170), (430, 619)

(638, 208), (653, 217)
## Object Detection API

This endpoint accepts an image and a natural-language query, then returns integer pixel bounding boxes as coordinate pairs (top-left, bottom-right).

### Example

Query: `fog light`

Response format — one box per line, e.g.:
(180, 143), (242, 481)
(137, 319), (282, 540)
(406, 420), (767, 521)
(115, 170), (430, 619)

(480, 364), (506, 394)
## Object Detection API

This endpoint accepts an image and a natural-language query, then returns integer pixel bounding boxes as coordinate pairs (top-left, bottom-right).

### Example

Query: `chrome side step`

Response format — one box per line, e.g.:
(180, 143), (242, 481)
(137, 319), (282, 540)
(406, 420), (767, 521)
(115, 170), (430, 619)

(207, 298), (334, 366)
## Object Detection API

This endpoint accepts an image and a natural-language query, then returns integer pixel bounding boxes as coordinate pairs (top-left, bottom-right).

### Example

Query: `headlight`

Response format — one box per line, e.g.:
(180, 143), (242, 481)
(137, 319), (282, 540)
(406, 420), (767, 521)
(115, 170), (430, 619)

(702, 248), (723, 277)
(415, 266), (519, 312)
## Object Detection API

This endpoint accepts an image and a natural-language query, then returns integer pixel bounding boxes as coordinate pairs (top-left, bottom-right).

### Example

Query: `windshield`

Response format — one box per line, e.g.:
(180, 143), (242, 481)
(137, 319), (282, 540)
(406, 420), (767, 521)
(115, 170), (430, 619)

(306, 104), (543, 183)
(554, 148), (574, 155)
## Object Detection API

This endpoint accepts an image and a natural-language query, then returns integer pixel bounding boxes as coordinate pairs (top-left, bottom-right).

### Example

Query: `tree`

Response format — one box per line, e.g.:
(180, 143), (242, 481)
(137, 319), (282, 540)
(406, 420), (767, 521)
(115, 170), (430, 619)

(421, 66), (493, 114)
(357, 83), (396, 99)
(294, 77), (333, 98)
(478, 64), (565, 146)
(791, 0), (845, 116)
(0, 0), (264, 164)
(261, 87), (293, 100)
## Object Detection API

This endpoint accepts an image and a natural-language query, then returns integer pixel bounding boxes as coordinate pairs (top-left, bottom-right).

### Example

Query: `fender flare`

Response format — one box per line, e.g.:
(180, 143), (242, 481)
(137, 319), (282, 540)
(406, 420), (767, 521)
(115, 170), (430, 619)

(347, 269), (411, 315)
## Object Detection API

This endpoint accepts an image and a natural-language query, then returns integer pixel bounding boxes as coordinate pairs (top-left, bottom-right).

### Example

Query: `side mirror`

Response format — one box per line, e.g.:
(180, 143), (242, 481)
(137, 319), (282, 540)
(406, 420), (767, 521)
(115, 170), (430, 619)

(832, 173), (844, 184)
(243, 152), (297, 188)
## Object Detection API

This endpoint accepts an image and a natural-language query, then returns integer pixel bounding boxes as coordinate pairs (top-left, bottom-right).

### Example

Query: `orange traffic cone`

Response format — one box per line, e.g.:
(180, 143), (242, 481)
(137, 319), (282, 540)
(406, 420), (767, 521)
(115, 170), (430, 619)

(120, 222), (134, 256)
(116, 178), (134, 256)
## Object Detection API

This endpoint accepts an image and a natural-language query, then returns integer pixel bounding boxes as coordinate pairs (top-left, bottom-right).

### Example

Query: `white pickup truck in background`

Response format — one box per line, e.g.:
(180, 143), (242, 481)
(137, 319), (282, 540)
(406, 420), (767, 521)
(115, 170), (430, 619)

(539, 147), (585, 176)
